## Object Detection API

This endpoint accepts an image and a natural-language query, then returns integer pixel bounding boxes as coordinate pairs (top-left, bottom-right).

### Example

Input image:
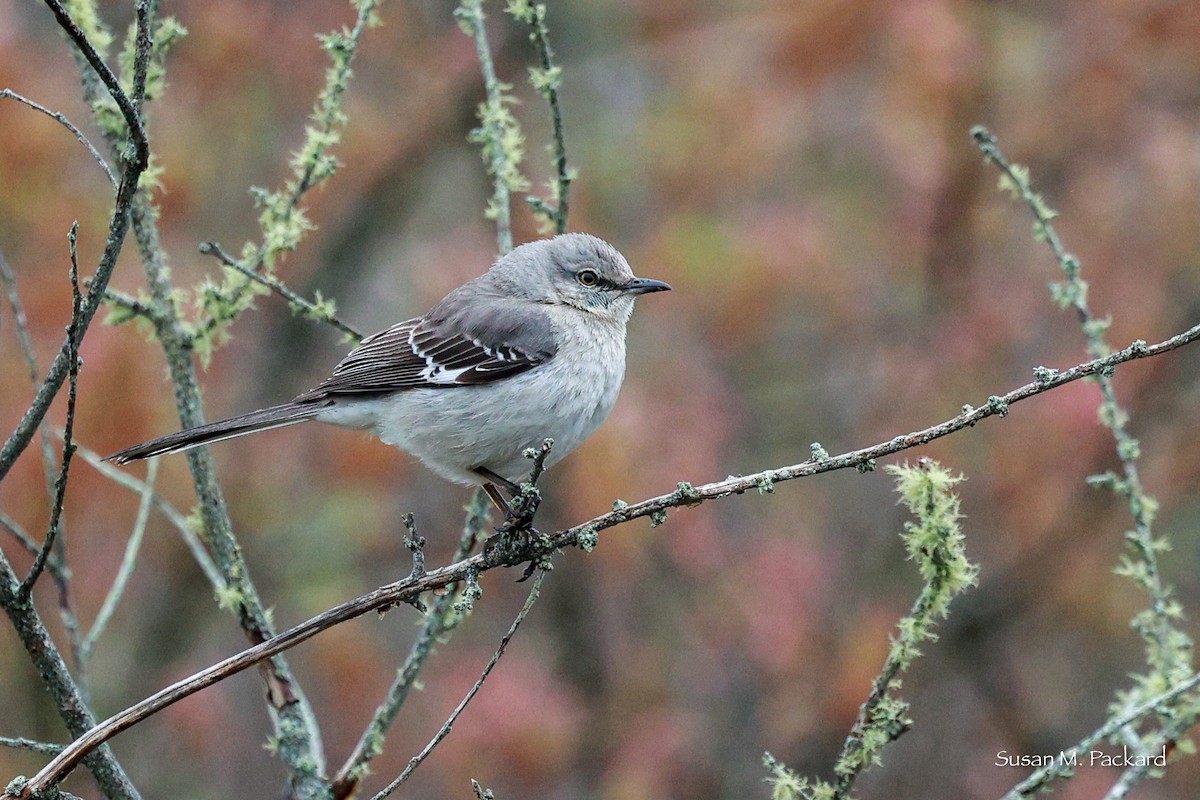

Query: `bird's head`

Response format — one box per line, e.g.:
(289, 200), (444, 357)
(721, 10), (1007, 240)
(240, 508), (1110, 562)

(494, 233), (671, 323)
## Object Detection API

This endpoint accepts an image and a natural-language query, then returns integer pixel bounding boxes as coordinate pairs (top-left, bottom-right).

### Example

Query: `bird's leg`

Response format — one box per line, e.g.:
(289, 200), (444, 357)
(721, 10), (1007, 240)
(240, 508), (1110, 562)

(474, 467), (547, 580)
(480, 481), (516, 519)
(473, 467), (540, 532)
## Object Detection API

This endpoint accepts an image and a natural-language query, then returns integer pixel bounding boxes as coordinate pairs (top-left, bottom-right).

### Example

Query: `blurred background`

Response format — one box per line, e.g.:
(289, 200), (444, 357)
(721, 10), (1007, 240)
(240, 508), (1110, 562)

(3, 1), (1200, 798)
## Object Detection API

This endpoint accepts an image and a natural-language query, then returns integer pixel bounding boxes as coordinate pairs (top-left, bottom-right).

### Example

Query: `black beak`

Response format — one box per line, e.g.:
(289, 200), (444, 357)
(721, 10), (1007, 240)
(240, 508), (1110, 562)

(621, 277), (672, 295)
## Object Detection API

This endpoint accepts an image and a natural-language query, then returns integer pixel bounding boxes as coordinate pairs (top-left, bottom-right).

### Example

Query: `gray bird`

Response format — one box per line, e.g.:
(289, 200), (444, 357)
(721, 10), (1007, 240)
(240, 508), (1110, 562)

(108, 233), (670, 512)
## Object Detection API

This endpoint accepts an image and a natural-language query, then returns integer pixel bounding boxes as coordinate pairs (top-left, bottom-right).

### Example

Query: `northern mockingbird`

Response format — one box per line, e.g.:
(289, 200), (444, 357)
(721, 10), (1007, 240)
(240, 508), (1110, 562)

(108, 233), (670, 512)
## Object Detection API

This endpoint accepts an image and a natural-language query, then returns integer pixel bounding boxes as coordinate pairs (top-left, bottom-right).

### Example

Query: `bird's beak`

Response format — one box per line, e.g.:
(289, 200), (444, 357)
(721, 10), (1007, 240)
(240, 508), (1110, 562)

(620, 277), (672, 295)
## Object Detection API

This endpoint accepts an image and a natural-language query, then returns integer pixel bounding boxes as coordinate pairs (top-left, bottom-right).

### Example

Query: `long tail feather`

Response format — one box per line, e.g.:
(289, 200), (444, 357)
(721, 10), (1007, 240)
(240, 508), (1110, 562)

(106, 403), (321, 464)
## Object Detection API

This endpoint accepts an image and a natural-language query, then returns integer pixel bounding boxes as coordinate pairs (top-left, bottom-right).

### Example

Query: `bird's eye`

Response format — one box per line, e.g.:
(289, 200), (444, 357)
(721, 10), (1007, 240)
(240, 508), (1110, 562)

(576, 269), (600, 287)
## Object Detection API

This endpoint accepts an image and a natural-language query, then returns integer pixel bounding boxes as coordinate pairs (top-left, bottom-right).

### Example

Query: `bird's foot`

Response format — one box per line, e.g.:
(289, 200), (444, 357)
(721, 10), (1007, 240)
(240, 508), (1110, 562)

(482, 523), (551, 581)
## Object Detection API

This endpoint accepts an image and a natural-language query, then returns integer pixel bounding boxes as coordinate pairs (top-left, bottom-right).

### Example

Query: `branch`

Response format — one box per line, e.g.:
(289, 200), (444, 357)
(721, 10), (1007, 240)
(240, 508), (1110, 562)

(0, 249), (70, 507)
(18, 225), (83, 600)
(330, 490), (493, 799)
(40, 0), (149, 171)
(1001, 671), (1200, 798)
(0, 88), (117, 189)
(70, 439), (222, 588)
(370, 568), (547, 799)
(0, 547), (141, 800)
(0, 737), (65, 756)
(198, 240), (363, 341)
(507, 1), (572, 234)
(831, 462), (975, 797)
(101, 5), (387, 792)
(0, 0), (152, 483)
(187, 0), (380, 350)
(18, 322), (1200, 795)
(975, 125), (1195, 784)
(81, 460), (158, 660)
(457, 0), (528, 255)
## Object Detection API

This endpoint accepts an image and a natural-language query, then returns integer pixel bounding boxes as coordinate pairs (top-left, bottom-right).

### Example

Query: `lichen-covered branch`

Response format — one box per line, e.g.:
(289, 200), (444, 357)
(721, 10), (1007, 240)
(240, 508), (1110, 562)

(834, 462), (976, 796)
(457, 0), (529, 255)
(974, 126), (1196, 792)
(505, 1), (572, 234)
(1001, 670), (1200, 798)
(18, 321), (1200, 796)
(185, 0), (380, 359)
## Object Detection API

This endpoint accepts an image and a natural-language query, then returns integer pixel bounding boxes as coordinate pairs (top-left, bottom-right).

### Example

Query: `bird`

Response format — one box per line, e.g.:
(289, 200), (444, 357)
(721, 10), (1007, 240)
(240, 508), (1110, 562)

(107, 233), (671, 515)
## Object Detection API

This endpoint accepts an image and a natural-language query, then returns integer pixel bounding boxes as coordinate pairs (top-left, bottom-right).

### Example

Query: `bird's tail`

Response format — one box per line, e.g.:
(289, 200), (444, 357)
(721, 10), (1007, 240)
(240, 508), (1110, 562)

(106, 402), (322, 464)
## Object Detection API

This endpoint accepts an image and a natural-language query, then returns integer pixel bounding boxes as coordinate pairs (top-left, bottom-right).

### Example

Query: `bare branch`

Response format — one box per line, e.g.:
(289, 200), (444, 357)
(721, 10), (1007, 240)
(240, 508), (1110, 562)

(370, 568), (547, 799)
(18, 225), (83, 600)
(0, 88), (117, 188)
(331, 490), (492, 799)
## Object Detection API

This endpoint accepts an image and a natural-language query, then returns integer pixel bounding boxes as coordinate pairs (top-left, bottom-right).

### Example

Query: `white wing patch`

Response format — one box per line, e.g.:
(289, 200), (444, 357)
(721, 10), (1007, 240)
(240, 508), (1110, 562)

(292, 313), (554, 403)
(411, 328), (521, 384)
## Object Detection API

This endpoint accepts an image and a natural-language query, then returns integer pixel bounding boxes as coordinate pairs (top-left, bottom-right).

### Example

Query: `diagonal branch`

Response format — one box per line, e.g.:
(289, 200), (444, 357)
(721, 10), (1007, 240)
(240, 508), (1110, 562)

(0, 89), (117, 189)
(40, 0), (149, 170)
(17, 322), (1200, 796)
(370, 569), (547, 799)
(330, 490), (492, 799)
(0, 0), (152, 484)
(198, 240), (364, 341)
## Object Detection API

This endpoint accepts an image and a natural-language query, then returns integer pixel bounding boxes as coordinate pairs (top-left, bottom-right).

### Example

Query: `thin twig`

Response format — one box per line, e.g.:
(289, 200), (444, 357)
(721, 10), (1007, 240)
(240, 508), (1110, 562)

(0, 88), (117, 188)
(1001, 673), (1200, 798)
(0, 737), (65, 755)
(198, 241), (363, 341)
(370, 568), (547, 799)
(20, 322), (1200, 794)
(509, 2), (571, 233)
(331, 489), (492, 799)
(99, 285), (169, 328)
(457, 0), (521, 255)
(0, 249), (68, 501)
(19, 226), (83, 601)
(0, 0), (152, 484)
(82, 460), (158, 659)
(70, 439), (223, 589)
(0, 512), (70, 593)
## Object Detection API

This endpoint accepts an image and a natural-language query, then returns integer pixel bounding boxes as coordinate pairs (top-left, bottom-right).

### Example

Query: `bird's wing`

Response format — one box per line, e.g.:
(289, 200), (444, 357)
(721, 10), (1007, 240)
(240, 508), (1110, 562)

(294, 299), (558, 402)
